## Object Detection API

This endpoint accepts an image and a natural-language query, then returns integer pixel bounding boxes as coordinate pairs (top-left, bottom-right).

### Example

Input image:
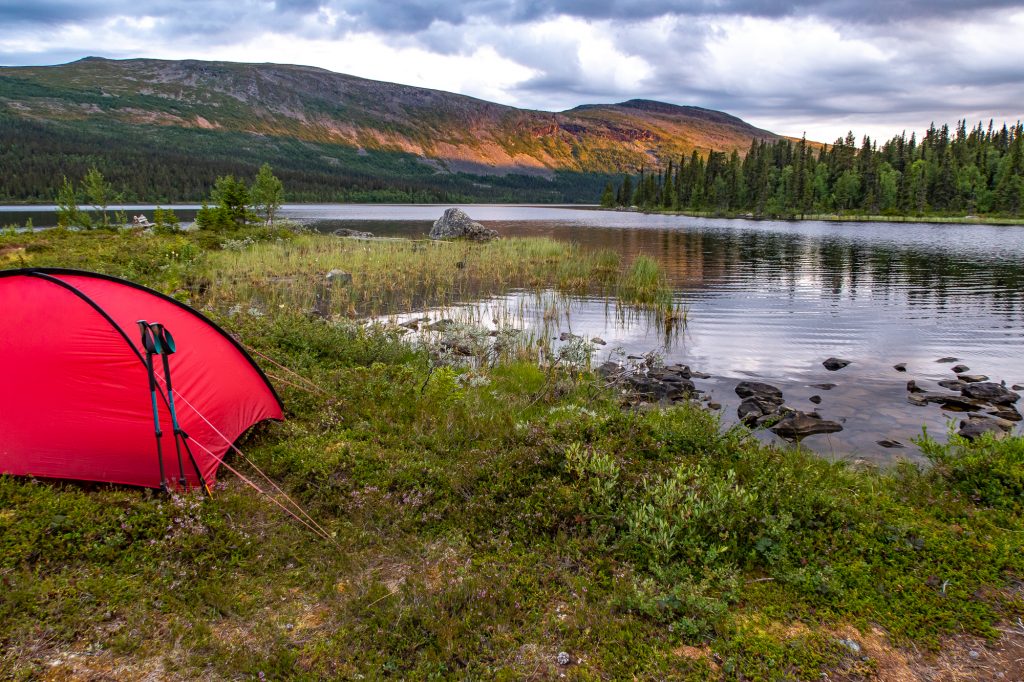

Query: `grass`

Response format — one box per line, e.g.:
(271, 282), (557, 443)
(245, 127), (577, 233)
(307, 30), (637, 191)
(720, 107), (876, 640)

(1, 225), (1023, 680)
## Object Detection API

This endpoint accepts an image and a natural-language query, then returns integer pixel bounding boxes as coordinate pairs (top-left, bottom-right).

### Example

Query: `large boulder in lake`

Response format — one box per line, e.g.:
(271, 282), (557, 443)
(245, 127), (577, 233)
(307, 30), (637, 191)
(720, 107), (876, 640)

(430, 208), (498, 242)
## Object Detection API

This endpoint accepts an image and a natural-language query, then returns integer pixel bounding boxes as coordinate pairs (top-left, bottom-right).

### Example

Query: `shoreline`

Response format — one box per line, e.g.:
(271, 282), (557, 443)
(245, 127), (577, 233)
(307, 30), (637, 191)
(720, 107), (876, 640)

(606, 206), (1024, 226)
(5, 201), (1022, 227)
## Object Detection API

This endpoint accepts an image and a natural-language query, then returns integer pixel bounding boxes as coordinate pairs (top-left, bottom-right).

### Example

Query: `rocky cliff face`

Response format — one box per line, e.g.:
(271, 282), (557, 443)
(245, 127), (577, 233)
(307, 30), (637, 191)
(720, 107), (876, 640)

(0, 57), (781, 176)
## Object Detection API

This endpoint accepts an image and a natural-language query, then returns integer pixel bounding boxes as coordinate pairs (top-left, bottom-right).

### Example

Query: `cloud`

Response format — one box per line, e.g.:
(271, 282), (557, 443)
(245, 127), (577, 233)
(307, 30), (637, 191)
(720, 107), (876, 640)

(0, 0), (1022, 142)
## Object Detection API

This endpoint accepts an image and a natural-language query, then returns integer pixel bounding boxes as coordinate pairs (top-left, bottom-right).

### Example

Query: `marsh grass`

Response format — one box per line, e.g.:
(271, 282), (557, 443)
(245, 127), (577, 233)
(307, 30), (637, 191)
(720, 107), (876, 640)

(203, 235), (580, 316)
(201, 234), (680, 324)
(617, 255), (683, 322)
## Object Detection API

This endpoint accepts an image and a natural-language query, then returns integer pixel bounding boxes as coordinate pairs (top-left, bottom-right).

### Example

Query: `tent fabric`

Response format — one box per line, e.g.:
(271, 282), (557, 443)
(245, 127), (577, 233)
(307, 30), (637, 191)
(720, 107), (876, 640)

(0, 268), (283, 489)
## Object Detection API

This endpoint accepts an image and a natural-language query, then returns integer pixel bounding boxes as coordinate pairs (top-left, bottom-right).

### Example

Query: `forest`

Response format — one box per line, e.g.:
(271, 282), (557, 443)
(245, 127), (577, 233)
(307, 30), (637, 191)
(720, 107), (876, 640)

(603, 121), (1024, 217)
(0, 113), (613, 205)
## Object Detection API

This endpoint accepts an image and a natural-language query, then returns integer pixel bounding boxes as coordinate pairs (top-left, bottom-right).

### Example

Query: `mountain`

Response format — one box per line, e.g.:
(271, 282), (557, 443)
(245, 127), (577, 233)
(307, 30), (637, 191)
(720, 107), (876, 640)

(0, 57), (782, 203)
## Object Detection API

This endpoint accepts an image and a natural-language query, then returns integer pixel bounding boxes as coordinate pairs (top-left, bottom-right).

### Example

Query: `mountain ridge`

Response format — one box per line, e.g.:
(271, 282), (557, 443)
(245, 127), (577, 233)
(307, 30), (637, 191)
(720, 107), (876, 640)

(0, 57), (784, 202)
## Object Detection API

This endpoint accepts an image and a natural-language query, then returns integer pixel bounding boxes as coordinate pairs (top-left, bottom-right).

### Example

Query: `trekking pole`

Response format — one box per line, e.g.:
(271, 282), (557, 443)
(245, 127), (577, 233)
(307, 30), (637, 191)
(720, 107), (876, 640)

(151, 323), (212, 496)
(137, 320), (169, 493)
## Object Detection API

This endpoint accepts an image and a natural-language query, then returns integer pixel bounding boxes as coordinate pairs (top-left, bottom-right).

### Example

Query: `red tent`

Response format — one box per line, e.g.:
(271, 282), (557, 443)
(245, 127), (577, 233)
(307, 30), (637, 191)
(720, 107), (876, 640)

(0, 268), (284, 489)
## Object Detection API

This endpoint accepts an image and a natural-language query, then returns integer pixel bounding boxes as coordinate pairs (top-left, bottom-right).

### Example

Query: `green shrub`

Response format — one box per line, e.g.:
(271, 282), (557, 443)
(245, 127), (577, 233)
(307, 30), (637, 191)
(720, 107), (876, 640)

(919, 429), (1024, 511)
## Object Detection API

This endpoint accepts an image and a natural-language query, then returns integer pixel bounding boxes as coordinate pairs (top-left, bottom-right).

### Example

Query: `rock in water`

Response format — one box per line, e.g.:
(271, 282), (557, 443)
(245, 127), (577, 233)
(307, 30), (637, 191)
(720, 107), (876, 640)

(823, 357), (851, 371)
(936, 357), (959, 363)
(652, 364), (692, 380)
(626, 374), (695, 401)
(427, 319), (457, 331)
(988, 405), (1022, 422)
(961, 382), (1020, 405)
(956, 374), (989, 383)
(429, 208), (498, 241)
(934, 395), (986, 412)
(770, 411), (843, 439)
(877, 439), (904, 448)
(332, 228), (374, 238)
(958, 416), (1009, 441)
(893, 363), (907, 372)
(737, 397), (780, 424)
(735, 381), (784, 404)
(950, 364), (970, 374)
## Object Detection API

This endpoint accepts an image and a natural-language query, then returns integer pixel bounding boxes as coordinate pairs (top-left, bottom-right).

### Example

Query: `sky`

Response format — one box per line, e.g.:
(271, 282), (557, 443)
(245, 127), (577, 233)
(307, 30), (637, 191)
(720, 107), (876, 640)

(1, 1), (1023, 142)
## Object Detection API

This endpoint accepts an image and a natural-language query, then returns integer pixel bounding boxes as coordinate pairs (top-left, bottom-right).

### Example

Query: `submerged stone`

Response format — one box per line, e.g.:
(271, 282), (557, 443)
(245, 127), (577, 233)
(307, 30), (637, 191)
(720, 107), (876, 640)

(823, 357), (851, 371)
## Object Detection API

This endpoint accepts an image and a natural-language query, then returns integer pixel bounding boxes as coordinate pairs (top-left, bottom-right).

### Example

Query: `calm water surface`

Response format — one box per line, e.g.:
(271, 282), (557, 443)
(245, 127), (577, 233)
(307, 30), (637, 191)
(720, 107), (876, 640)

(6, 204), (1023, 461)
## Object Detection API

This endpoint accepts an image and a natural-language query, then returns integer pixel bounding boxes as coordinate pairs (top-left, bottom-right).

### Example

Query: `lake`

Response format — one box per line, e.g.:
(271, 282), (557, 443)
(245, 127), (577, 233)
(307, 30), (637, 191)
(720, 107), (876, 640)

(5, 203), (1023, 462)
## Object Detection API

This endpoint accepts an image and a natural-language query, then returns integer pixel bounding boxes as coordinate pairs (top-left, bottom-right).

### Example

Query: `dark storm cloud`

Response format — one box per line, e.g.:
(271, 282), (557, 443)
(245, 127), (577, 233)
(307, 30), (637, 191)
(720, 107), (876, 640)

(335, 0), (1023, 30)
(1, 0), (1022, 139)
(0, 0), (122, 25)
(5, 0), (1017, 33)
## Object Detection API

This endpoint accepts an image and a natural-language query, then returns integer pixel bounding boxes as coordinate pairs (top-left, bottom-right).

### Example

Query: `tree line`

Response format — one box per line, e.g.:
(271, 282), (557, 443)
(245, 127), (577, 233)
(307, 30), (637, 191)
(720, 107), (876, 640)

(56, 163), (284, 231)
(601, 121), (1024, 217)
